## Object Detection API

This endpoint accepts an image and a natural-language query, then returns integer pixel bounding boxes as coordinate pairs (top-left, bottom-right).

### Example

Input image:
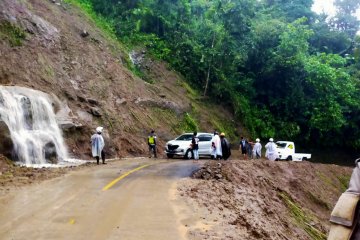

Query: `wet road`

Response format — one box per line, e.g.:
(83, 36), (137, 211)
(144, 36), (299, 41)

(0, 158), (200, 240)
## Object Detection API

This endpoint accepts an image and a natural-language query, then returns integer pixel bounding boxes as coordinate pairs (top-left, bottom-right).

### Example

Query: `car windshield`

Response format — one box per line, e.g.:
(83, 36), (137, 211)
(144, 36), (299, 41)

(276, 142), (287, 148)
(176, 134), (193, 141)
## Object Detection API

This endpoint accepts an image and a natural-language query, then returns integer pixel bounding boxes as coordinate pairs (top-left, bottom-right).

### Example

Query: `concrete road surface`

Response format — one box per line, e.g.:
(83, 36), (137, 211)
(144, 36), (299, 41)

(0, 158), (201, 240)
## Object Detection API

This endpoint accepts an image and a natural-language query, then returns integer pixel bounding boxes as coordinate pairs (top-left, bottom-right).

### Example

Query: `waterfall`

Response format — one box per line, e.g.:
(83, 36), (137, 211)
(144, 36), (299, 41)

(0, 86), (68, 165)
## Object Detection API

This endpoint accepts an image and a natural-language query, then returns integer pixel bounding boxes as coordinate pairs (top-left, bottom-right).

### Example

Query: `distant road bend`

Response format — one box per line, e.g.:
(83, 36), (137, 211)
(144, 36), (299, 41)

(0, 158), (200, 240)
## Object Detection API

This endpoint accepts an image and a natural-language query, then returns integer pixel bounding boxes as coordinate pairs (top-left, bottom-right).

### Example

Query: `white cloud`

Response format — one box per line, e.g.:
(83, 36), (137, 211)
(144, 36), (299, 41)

(312, 0), (360, 19)
(312, 0), (336, 17)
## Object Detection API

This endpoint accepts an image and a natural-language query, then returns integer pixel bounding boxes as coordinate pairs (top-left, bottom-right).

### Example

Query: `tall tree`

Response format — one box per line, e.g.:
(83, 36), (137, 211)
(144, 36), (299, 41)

(330, 0), (360, 39)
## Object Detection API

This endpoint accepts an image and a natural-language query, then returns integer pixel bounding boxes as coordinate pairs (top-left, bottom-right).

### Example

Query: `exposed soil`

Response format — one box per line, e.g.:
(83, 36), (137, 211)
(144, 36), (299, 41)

(0, 154), (100, 196)
(178, 157), (352, 240)
(0, 1), (354, 239)
(0, 0), (242, 163)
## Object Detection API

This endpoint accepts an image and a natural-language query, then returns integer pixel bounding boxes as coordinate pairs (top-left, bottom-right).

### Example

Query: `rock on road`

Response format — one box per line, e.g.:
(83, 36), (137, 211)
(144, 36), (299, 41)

(0, 158), (201, 240)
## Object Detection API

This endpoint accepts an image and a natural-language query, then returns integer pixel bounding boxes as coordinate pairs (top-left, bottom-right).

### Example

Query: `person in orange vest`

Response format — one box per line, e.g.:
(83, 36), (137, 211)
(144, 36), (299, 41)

(147, 130), (157, 158)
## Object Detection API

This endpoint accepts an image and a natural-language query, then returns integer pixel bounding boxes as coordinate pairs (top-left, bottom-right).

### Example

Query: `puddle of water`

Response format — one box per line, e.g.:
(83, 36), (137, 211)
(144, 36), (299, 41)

(17, 158), (89, 168)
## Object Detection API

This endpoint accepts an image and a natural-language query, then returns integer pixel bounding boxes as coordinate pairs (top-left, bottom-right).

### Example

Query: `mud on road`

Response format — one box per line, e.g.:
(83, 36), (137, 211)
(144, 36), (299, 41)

(0, 157), (353, 240)
(178, 159), (352, 240)
(0, 158), (203, 240)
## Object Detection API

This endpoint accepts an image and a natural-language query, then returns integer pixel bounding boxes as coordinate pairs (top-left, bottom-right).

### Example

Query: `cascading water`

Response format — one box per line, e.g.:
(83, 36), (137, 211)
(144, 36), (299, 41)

(0, 86), (68, 165)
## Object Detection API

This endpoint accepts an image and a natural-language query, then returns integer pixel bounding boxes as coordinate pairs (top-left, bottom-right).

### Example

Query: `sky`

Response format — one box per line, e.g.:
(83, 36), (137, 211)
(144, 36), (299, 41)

(312, 0), (360, 19)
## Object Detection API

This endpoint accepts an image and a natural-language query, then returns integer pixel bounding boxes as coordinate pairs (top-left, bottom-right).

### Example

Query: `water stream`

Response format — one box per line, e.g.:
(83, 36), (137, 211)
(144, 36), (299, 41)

(0, 86), (68, 165)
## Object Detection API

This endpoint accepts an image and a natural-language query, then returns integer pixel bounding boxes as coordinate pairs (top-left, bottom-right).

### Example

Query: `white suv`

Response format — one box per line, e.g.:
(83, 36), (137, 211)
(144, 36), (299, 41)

(165, 133), (213, 159)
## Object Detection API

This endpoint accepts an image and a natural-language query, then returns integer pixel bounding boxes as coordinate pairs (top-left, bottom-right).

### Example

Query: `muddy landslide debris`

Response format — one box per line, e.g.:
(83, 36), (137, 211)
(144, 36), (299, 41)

(181, 160), (352, 240)
(192, 161), (225, 180)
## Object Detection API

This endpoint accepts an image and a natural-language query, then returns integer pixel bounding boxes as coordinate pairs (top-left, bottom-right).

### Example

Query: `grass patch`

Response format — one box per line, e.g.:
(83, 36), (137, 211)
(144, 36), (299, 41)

(178, 112), (198, 133)
(306, 191), (331, 210)
(0, 21), (26, 47)
(337, 174), (351, 192)
(151, 107), (180, 134)
(210, 117), (237, 142)
(316, 171), (337, 189)
(177, 80), (197, 99)
(279, 191), (326, 240)
(132, 65), (154, 84)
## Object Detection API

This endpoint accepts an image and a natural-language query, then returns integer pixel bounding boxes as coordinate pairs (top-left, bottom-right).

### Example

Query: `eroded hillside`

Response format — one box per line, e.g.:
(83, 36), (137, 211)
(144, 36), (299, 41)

(0, 0), (239, 160)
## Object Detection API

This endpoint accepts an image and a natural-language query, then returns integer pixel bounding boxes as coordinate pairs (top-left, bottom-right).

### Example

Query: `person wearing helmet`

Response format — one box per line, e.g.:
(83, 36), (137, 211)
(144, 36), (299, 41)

(253, 138), (262, 159)
(265, 138), (278, 161)
(90, 126), (105, 165)
(220, 132), (231, 160)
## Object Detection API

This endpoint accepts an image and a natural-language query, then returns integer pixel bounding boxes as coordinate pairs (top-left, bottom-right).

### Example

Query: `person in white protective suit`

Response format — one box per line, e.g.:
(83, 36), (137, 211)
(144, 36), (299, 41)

(211, 131), (222, 160)
(91, 126), (105, 165)
(253, 138), (262, 159)
(328, 158), (360, 240)
(265, 138), (278, 161)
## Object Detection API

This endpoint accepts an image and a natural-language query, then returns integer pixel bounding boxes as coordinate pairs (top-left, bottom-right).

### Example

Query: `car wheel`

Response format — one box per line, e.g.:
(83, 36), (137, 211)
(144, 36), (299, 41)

(302, 157), (307, 161)
(184, 149), (193, 159)
(286, 155), (292, 161)
(167, 154), (174, 159)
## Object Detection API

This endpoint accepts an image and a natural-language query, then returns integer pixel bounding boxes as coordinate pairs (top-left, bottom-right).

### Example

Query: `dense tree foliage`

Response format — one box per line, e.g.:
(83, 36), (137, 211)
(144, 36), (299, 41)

(80, 0), (360, 149)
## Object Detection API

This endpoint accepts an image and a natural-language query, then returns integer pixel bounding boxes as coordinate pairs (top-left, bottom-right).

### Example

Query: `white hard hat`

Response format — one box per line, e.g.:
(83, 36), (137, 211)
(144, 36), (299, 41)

(269, 138), (273, 142)
(96, 126), (103, 133)
(256, 138), (260, 142)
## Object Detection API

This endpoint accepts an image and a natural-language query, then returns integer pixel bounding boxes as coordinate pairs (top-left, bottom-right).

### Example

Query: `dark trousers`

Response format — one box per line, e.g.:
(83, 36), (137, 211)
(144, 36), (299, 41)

(149, 144), (157, 158)
(95, 150), (105, 164)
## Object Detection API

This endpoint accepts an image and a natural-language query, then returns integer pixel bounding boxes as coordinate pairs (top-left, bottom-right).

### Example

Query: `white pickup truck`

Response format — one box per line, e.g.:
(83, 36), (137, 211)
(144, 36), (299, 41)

(276, 141), (311, 161)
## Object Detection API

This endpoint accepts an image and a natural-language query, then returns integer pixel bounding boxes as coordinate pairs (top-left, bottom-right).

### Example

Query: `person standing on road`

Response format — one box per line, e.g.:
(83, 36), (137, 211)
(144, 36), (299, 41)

(239, 137), (248, 160)
(265, 138), (278, 161)
(191, 132), (199, 161)
(253, 138), (262, 159)
(211, 131), (222, 160)
(91, 126), (105, 165)
(148, 130), (157, 158)
(220, 133), (231, 160)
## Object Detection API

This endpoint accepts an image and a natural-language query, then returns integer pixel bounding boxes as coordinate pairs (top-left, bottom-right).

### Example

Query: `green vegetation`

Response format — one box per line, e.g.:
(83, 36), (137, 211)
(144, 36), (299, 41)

(71, 0), (360, 151)
(63, 0), (136, 71)
(63, 0), (116, 39)
(210, 117), (237, 141)
(306, 191), (331, 210)
(178, 113), (199, 133)
(279, 191), (327, 240)
(177, 80), (197, 99)
(0, 21), (26, 47)
(316, 171), (338, 189)
(337, 175), (351, 192)
(316, 170), (351, 192)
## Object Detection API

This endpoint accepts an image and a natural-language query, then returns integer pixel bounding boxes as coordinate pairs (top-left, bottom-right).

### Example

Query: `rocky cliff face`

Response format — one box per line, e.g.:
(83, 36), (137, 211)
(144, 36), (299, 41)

(0, 0), (238, 160)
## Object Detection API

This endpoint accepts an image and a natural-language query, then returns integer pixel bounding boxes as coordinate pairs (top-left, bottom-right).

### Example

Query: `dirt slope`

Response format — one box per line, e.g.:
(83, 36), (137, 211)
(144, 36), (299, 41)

(0, 0), (239, 160)
(178, 159), (352, 240)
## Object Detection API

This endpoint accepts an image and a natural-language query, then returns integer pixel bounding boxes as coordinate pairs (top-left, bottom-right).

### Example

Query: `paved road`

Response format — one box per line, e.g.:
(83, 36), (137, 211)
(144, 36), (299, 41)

(0, 158), (200, 240)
